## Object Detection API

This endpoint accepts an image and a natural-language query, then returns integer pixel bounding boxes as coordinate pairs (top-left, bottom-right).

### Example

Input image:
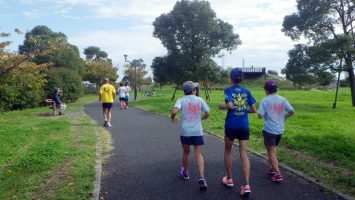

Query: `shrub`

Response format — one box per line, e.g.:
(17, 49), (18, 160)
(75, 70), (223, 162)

(44, 68), (84, 102)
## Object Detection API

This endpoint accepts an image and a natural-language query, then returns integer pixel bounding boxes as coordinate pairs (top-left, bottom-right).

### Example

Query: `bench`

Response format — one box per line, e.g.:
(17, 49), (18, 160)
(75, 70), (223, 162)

(45, 99), (57, 115)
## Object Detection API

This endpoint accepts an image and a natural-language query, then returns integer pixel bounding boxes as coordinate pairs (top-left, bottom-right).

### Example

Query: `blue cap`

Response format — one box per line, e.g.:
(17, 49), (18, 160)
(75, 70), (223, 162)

(230, 68), (243, 83)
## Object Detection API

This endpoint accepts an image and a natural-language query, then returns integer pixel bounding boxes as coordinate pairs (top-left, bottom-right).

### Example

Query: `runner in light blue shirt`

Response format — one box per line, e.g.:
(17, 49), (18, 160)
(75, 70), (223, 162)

(258, 80), (295, 182)
(171, 81), (209, 191)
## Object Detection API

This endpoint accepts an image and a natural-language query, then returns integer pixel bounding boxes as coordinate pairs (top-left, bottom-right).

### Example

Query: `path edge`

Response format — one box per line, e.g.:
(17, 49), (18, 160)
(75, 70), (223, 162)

(132, 106), (353, 200)
(90, 118), (102, 200)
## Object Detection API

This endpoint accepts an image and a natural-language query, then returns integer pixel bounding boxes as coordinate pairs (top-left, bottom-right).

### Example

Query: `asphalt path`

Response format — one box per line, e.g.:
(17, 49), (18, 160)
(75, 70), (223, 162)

(85, 102), (341, 200)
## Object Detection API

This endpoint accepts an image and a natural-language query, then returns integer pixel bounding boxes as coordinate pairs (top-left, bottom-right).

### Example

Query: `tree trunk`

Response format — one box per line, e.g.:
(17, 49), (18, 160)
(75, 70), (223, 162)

(171, 85), (178, 101)
(348, 68), (355, 106)
(345, 54), (355, 106)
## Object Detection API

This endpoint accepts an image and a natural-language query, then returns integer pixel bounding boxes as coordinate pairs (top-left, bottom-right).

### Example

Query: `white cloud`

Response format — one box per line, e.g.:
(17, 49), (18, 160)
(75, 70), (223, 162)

(15, 0), (301, 74)
(22, 9), (47, 18)
(68, 25), (166, 78)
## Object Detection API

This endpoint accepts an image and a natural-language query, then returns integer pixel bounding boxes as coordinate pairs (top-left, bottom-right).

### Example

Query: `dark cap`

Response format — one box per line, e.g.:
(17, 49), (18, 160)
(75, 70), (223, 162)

(182, 81), (199, 93)
(264, 80), (277, 92)
(230, 68), (243, 83)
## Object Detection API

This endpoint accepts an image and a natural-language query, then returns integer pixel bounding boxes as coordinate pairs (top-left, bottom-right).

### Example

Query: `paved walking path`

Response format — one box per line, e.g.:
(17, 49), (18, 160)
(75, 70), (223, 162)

(85, 102), (341, 200)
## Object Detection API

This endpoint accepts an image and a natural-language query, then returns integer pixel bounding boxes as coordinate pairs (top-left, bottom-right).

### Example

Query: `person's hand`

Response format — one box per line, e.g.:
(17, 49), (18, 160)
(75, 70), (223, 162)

(218, 104), (225, 110)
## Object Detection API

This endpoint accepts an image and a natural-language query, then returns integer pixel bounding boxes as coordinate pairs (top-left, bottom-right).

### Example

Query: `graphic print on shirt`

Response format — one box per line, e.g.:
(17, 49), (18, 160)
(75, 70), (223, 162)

(268, 102), (284, 122)
(183, 102), (201, 123)
(104, 87), (109, 92)
(232, 93), (247, 111)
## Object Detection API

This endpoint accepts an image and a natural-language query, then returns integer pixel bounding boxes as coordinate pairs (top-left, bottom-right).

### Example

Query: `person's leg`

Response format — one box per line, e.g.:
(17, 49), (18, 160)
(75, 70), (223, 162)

(182, 144), (190, 173)
(194, 145), (204, 178)
(102, 107), (108, 121)
(224, 138), (234, 177)
(61, 104), (66, 113)
(107, 108), (112, 124)
(239, 140), (250, 184)
(266, 146), (280, 174)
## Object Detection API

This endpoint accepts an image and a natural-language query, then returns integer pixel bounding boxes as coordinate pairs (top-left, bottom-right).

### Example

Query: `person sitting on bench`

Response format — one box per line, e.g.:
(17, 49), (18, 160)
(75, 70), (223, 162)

(53, 88), (66, 115)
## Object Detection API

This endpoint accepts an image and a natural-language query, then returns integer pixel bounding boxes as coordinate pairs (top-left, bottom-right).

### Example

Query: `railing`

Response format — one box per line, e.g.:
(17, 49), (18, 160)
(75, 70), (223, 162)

(239, 67), (266, 73)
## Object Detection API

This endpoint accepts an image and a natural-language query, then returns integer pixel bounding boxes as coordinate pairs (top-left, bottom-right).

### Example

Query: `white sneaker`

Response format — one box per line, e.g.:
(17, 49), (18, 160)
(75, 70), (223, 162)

(107, 122), (112, 127)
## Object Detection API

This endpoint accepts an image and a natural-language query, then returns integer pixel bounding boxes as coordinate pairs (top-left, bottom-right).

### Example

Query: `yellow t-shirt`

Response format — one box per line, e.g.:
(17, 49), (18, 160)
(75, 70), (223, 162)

(100, 83), (116, 103)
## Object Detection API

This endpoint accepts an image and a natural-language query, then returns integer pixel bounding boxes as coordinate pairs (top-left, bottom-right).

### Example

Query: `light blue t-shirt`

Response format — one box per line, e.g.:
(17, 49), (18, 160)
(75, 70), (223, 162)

(174, 95), (210, 137)
(258, 94), (293, 135)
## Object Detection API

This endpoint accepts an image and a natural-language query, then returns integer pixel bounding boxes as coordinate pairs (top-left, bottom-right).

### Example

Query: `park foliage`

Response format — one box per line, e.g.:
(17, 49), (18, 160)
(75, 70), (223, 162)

(0, 26), (118, 111)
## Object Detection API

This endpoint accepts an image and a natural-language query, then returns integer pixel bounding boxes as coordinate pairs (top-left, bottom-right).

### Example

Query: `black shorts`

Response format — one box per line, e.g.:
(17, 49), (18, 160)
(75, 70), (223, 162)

(102, 103), (113, 109)
(119, 97), (125, 101)
(180, 136), (204, 146)
(224, 128), (250, 141)
(263, 130), (282, 146)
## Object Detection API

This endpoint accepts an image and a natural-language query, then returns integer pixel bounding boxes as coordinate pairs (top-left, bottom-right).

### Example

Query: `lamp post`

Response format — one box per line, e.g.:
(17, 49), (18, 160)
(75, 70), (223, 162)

(123, 54), (137, 100)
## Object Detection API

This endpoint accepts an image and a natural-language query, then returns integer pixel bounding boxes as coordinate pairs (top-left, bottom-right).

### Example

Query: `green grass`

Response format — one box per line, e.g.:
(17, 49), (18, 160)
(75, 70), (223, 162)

(131, 85), (355, 197)
(0, 95), (100, 199)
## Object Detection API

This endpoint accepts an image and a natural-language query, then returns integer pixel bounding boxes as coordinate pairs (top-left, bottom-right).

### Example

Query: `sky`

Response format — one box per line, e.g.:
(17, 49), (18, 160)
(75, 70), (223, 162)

(0, 0), (300, 79)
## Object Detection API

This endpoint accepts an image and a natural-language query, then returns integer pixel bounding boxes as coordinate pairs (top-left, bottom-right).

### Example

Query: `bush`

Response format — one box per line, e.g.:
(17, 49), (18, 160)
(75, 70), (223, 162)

(0, 63), (45, 111)
(44, 68), (84, 102)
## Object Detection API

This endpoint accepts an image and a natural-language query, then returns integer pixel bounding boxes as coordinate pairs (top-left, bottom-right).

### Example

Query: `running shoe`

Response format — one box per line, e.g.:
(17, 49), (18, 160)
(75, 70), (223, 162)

(271, 173), (283, 182)
(240, 185), (251, 197)
(107, 122), (112, 127)
(269, 167), (277, 175)
(198, 178), (208, 191)
(221, 176), (234, 187)
(180, 167), (190, 180)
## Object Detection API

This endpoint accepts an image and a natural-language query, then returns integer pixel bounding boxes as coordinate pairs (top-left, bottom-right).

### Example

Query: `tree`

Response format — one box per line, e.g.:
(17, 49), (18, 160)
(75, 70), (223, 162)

(282, 0), (355, 106)
(152, 0), (241, 99)
(124, 59), (148, 99)
(19, 25), (84, 73)
(83, 61), (118, 85)
(84, 46), (111, 63)
(282, 44), (316, 87)
(0, 28), (48, 111)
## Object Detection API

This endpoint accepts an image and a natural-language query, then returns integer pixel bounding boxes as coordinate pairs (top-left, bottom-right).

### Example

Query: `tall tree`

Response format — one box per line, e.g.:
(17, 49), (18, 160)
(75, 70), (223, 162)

(282, 0), (355, 106)
(124, 59), (148, 96)
(282, 44), (316, 87)
(83, 46), (111, 63)
(19, 25), (84, 73)
(152, 0), (241, 88)
(83, 61), (118, 86)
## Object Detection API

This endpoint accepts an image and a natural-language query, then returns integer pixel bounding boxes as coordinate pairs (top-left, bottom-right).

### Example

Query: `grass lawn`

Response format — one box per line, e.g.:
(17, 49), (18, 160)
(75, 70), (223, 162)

(0, 95), (109, 200)
(131, 85), (355, 197)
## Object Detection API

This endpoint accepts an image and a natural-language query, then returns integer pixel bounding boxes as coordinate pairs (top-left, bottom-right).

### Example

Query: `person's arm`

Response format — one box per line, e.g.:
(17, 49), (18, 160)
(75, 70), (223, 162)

(285, 109), (295, 120)
(171, 107), (179, 124)
(248, 104), (256, 113)
(218, 102), (233, 110)
(284, 99), (295, 120)
(257, 99), (265, 119)
(202, 111), (209, 120)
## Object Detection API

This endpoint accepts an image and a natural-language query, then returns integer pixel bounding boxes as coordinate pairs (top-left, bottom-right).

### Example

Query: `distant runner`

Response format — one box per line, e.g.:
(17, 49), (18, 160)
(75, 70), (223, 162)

(218, 68), (256, 197)
(258, 80), (295, 182)
(124, 82), (131, 108)
(117, 83), (128, 110)
(99, 78), (116, 127)
(171, 81), (210, 191)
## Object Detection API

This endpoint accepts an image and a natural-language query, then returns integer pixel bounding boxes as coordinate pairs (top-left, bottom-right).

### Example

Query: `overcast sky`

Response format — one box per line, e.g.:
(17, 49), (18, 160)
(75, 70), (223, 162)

(1, 0), (300, 79)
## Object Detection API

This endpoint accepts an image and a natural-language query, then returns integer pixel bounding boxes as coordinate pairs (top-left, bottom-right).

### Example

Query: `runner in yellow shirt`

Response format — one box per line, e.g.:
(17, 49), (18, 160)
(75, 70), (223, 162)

(99, 78), (116, 127)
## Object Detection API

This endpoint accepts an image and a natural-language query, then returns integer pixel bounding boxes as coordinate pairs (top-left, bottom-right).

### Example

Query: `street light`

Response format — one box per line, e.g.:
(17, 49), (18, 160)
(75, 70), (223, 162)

(123, 54), (138, 100)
